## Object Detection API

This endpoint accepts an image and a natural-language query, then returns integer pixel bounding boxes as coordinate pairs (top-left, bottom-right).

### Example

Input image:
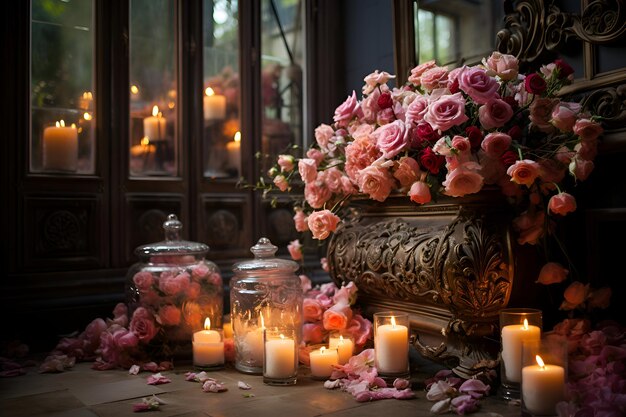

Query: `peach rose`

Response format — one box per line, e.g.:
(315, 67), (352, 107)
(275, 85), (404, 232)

(569, 157), (594, 181)
(551, 102), (581, 132)
(303, 298), (324, 322)
(536, 262), (569, 285)
(277, 154), (295, 172)
(293, 209), (308, 232)
(133, 271), (154, 292)
(481, 132), (512, 157)
(307, 209), (340, 240)
(273, 174), (288, 192)
(158, 305), (181, 326)
(298, 158), (318, 184)
(322, 303), (352, 331)
(304, 174), (332, 208)
(562, 281), (590, 309)
(362, 70), (395, 95)
(186, 282), (201, 299)
(393, 157), (421, 188)
(408, 60), (437, 85)
(306, 148), (325, 165)
(548, 192), (577, 216)
(409, 181), (432, 204)
(191, 264), (209, 281)
(420, 66), (449, 92)
(300, 274), (312, 293)
(333, 91), (358, 127)
(484, 51), (519, 81)
(357, 165), (395, 202)
(506, 159), (540, 186)
(529, 98), (558, 132)
(573, 118), (603, 142)
(287, 239), (303, 261)
(442, 163), (484, 197)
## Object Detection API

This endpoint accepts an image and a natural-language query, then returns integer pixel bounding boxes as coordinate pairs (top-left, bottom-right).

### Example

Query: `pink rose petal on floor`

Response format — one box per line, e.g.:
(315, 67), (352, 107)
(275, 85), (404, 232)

(142, 362), (159, 372)
(202, 380), (227, 392)
(237, 381), (252, 390)
(128, 365), (141, 375)
(146, 373), (171, 385)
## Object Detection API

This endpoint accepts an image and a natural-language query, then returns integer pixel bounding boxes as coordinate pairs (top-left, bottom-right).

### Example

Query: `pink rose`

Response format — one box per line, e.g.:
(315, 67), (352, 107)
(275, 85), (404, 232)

(563, 281), (590, 307)
(299, 274), (312, 293)
(548, 192), (577, 216)
(442, 163), (484, 197)
(191, 264), (209, 281)
(374, 120), (408, 159)
(287, 239), (303, 261)
(306, 148), (325, 165)
(304, 173), (332, 208)
(277, 154), (295, 172)
(333, 91), (358, 127)
(405, 95), (429, 126)
(551, 102), (581, 132)
(133, 271), (154, 292)
(186, 281), (201, 299)
(513, 211), (545, 245)
(409, 181), (432, 204)
(345, 314), (373, 346)
(273, 174), (289, 192)
(529, 98), (558, 132)
(575, 141), (597, 161)
(393, 157), (421, 188)
(424, 92), (469, 132)
(376, 107), (396, 125)
(302, 323), (325, 344)
(159, 272), (188, 296)
(451, 135), (471, 154)
(314, 124), (334, 150)
(538, 159), (566, 186)
(324, 167), (344, 194)
(536, 262), (569, 285)
(507, 159), (540, 186)
(293, 209), (308, 232)
(420, 66), (449, 92)
(345, 135), (380, 182)
(481, 132), (512, 157)
(320, 257), (329, 272)
(158, 305), (181, 326)
(478, 98), (513, 130)
(555, 146), (575, 164)
(362, 70), (395, 95)
(569, 157), (594, 181)
(484, 52), (519, 80)
(307, 209), (340, 240)
(333, 282), (357, 305)
(298, 158), (318, 184)
(357, 165), (395, 202)
(115, 329), (139, 349)
(322, 303), (352, 331)
(130, 308), (158, 343)
(303, 298), (324, 322)
(573, 118), (603, 141)
(459, 67), (499, 104)
(408, 60), (437, 85)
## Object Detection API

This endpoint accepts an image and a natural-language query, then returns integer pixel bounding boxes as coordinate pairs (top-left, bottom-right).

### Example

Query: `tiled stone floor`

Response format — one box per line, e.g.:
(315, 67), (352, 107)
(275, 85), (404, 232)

(0, 361), (521, 417)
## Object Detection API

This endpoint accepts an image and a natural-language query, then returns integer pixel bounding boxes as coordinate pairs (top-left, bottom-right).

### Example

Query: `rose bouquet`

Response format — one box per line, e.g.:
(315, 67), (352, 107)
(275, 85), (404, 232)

(265, 52), (603, 277)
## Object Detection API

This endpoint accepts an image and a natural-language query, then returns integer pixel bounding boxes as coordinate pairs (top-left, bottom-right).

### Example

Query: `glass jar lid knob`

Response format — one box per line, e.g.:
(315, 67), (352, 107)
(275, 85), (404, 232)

(163, 214), (183, 241)
(250, 237), (278, 259)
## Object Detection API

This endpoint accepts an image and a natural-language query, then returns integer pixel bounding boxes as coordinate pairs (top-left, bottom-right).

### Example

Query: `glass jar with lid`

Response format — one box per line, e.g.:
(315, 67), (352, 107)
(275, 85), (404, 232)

(126, 214), (223, 360)
(230, 237), (303, 374)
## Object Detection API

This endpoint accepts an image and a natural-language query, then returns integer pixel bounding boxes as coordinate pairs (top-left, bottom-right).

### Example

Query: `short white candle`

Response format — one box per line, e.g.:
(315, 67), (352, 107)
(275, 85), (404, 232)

(43, 120), (78, 171)
(309, 346), (338, 378)
(242, 326), (264, 365)
(501, 319), (541, 383)
(329, 335), (354, 365)
(522, 355), (565, 415)
(264, 333), (296, 378)
(375, 316), (409, 374)
(193, 318), (224, 366)
(203, 87), (226, 121)
(226, 131), (241, 173)
(143, 105), (167, 140)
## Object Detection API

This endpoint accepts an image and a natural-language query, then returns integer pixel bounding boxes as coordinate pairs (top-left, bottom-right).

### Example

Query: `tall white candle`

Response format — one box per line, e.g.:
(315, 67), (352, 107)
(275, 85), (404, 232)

(43, 120), (78, 171)
(143, 105), (167, 140)
(203, 87), (226, 121)
(375, 316), (409, 374)
(226, 131), (241, 173)
(522, 355), (565, 415)
(309, 347), (338, 378)
(501, 319), (541, 383)
(264, 334), (296, 378)
(329, 335), (354, 365)
(193, 318), (224, 367)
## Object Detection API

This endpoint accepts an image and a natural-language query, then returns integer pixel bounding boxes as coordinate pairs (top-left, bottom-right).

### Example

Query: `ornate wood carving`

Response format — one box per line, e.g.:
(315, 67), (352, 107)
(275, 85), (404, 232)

(40, 210), (84, 253)
(581, 84), (626, 131)
(497, 0), (626, 66)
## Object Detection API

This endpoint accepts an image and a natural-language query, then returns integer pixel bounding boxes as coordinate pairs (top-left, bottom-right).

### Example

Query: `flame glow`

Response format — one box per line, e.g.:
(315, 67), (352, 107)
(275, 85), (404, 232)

(205, 87), (215, 97)
(234, 131), (241, 143)
(391, 316), (397, 328)
(152, 105), (159, 117)
(523, 319), (529, 330)
(536, 355), (545, 369)
(320, 346), (326, 354)
(204, 318), (211, 330)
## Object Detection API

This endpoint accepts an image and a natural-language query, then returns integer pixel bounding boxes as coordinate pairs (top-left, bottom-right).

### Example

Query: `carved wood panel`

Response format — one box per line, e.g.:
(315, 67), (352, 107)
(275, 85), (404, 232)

(23, 194), (104, 270)
(199, 193), (252, 261)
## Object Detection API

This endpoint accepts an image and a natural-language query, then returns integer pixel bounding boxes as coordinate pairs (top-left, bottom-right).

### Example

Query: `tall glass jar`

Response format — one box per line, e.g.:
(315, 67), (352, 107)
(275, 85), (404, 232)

(230, 237), (303, 374)
(126, 214), (223, 361)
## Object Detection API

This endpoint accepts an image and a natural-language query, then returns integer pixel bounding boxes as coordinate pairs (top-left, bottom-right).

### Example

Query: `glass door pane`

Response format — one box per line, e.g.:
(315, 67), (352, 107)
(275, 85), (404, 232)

(203, 0), (240, 179)
(129, 0), (178, 177)
(31, 0), (95, 175)
(260, 0), (304, 175)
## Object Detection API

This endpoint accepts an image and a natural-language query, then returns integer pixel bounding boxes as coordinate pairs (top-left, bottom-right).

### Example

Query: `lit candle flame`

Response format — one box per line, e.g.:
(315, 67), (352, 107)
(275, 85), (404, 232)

(204, 318), (211, 330)
(234, 131), (241, 143)
(523, 319), (529, 330)
(339, 335), (344, 346)
(130, 85), (139, 94)
(82, 91), (93, 99)
(536, 355), (545, 369)
(168, 102), (175, 109)
(152, 105), (159, 117)
(58, 120), (66, 128)
(205, 87), (215, 97)
(141, 137), (150, 147)
(391, 316), (397, 328)
(320, 346), (326, 354)
(84, 112), (92, 121)
(71, 123), (76, 129)
(280, 334), (285, 341)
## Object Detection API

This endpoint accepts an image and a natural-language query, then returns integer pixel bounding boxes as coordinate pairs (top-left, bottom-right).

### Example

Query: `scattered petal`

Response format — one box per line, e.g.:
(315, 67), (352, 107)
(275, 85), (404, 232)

(238, 381), (252, 390)
(142, 362), (159, 372)
(324, 379), (342, 389)
(431, 398), (452, 414)
(202, 379), (227, 393)
(427, 380), (456, 401)
(129, 365), (141, 375)
(146, 373), (171, 385)
(393, 378), (410, 390)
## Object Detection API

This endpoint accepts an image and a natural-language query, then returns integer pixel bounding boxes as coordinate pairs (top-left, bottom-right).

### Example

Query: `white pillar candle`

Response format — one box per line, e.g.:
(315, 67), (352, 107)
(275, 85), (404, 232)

(226, 131), (241, 173)
(43, 120), (78, 171)
(329, 335), (354, 365)
(522, 355), (565, 415)
(193, 318), (224, 366)
(143, 105), (167, 140)
(203, 87), (226, 121)
(501, 319), (541, 383)
(242, 327), (264, 365)
(375, 317), (409, 374)
(264, 334), (296, 378)
(309, 347), (339, 378)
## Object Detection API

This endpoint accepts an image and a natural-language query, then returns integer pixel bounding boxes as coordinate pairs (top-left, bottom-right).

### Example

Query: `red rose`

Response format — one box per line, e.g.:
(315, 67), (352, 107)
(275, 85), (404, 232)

(500, 150), (518, 167)
(502, 95), (519, 110)
(412, 122), (440, 148)
(465, 126), (483, 149)
(507, 125), (522, 141)
(377, 92), (393, 109)
(448, 78), (460, 94)
(419, 147), (445, 174)
(554, 59), (574, 79)
(524, 73), (547, 94)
